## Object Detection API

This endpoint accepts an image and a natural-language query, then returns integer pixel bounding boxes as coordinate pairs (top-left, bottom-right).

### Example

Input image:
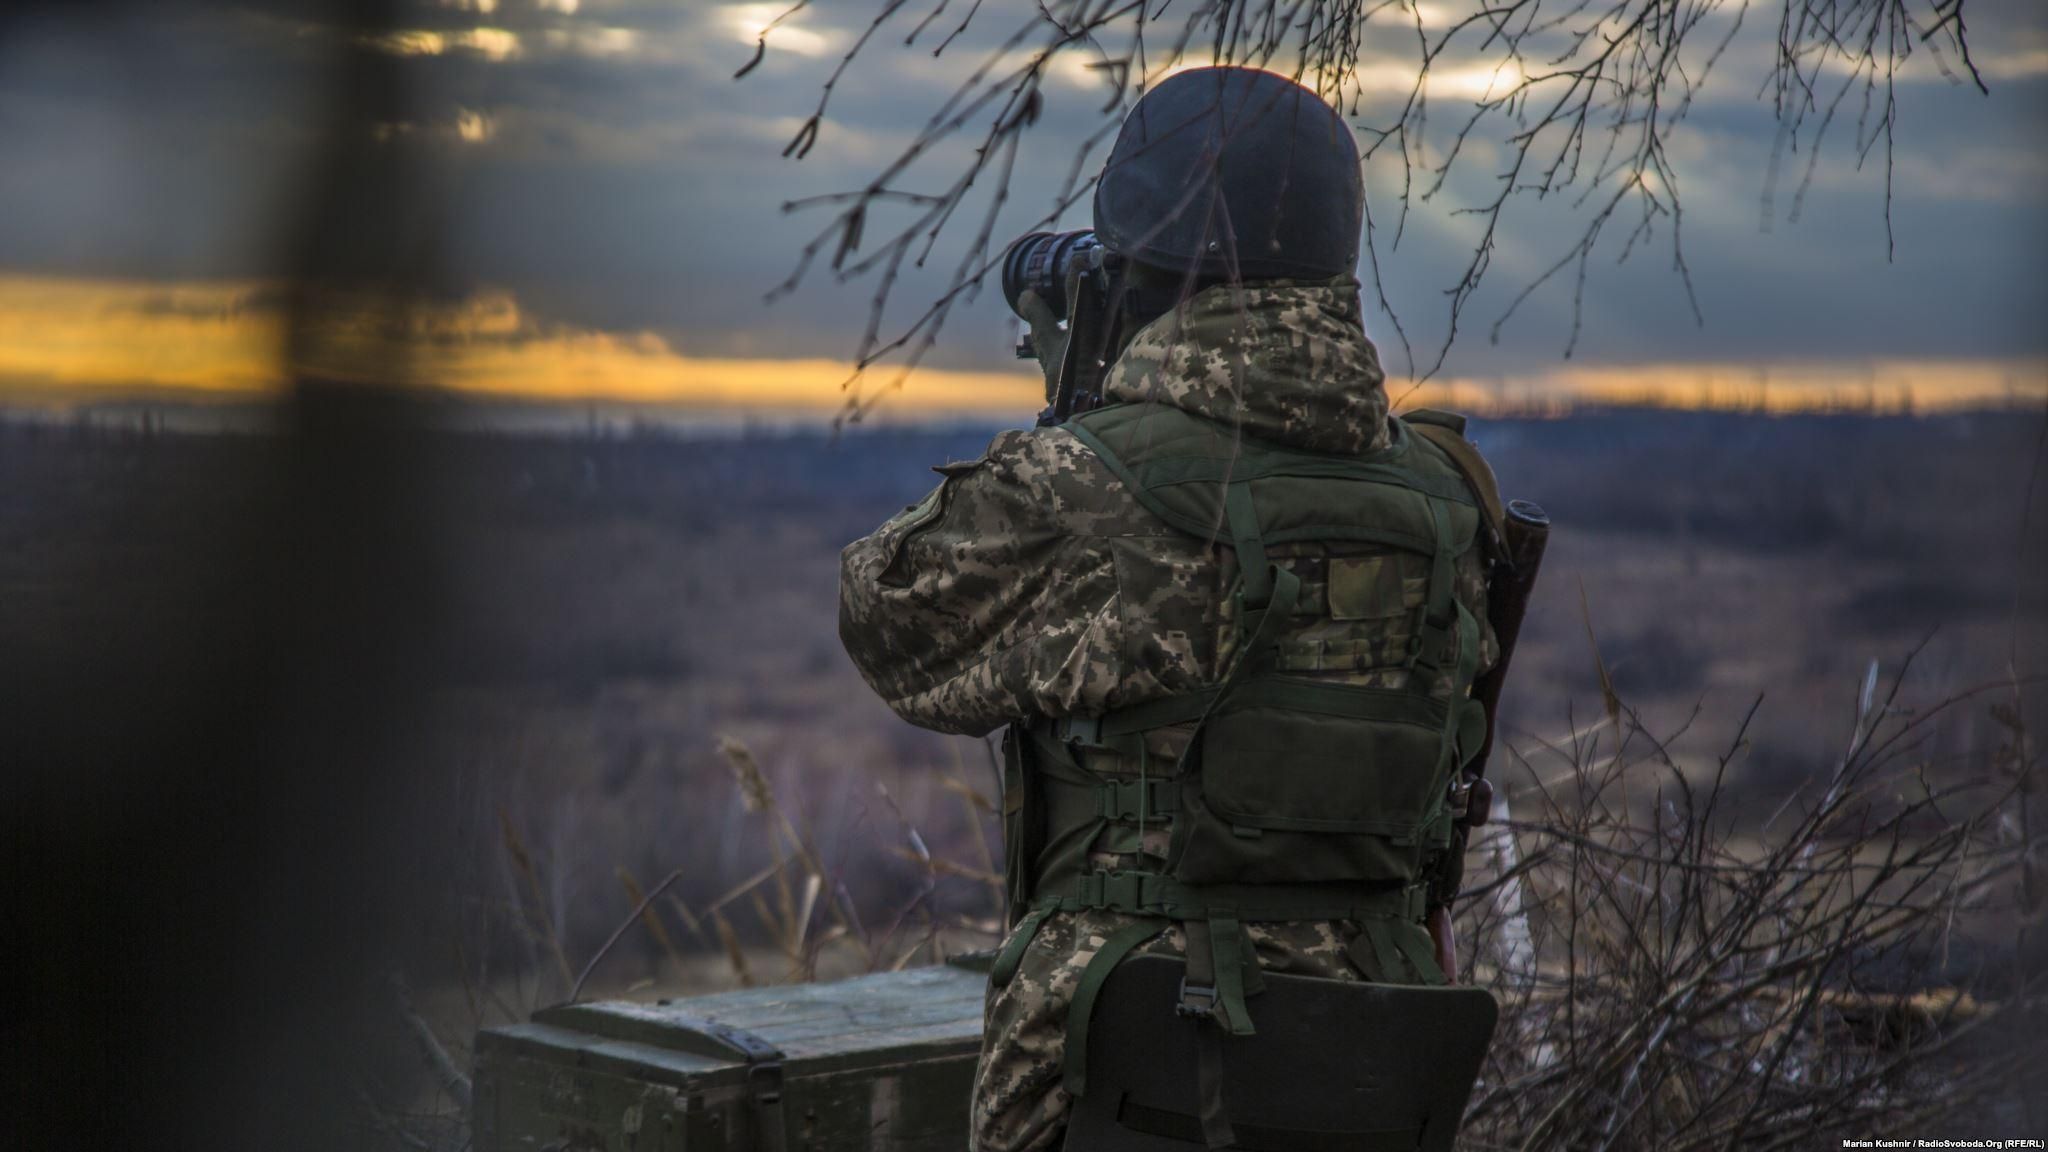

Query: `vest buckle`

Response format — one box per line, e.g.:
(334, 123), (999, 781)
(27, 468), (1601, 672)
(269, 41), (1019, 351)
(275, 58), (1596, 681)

(1056, 713), (1105, 747)
(1176, 978), (1219, 1019)
(1099, 777), (1180, 821)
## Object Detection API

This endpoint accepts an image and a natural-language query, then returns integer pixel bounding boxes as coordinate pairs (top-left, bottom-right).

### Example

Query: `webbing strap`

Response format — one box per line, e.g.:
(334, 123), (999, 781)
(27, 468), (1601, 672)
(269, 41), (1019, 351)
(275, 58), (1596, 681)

(989, 905), (1052, 988)
(1182, 918), (1215, 994)
(1180, 921), (1269, 1019)
(1352, 917), (1448, 986)
(1438, 599), (1481, 774)
(1062, 918), (1168, 1098)
(1091, 433), (1478, 504)
(1180, 921), (1236, 1150)
(1183, 924), (1279, 1148)
(1394, 919), (1447, 985)
(1407, 419), (1507, 559)
(1050, 869), (1428, 923)
(1215, 565), (1298, 707)
(1224, 480), (1271, 607)
(1035, 771), (1181, 862)
(1195, 1018), (1233, 1149)
(1412, 597), (1481, 822)
(1409, 498), (1461, 684)
(1068, 868), (1169, 912)
(1098, 776), (1179, 821)
(1043, 711), (1139, 752)
(1214, 676), (1446, 726)
(1049, 660), (1446, 759)
(1090, 691), (1209, 738)
(1209, 916), (1254, 1037)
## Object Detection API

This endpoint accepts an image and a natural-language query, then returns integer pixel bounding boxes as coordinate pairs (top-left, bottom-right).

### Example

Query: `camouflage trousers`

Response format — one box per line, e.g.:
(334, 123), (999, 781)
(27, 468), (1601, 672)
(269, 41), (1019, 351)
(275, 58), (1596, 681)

(969, 909), (1377, 1152)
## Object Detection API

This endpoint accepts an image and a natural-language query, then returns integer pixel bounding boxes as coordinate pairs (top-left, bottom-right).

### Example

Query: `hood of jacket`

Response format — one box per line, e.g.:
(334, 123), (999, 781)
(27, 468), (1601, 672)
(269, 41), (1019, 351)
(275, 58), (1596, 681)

(1098, 276), (1390, 455)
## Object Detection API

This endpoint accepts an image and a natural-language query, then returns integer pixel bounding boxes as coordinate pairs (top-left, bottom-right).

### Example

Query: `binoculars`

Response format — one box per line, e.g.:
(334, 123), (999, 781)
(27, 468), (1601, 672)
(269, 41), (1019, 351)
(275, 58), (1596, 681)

(999, 229), (1107, 326)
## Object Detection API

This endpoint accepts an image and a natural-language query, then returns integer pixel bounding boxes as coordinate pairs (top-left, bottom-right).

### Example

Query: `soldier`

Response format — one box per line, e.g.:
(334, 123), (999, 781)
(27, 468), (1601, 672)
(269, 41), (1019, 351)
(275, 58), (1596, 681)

(840, 66), (1505, 1152)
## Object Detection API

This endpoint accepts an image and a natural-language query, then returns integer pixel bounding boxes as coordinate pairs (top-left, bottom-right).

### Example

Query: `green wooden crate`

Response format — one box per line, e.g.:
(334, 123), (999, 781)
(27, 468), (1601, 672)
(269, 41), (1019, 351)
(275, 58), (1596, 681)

(472, 956), (989, 1151)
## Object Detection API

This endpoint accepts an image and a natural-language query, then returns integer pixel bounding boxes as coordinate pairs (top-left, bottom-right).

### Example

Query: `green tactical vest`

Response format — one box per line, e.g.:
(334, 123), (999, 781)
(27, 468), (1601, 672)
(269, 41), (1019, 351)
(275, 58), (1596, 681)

(989, 401), (1495, 1098)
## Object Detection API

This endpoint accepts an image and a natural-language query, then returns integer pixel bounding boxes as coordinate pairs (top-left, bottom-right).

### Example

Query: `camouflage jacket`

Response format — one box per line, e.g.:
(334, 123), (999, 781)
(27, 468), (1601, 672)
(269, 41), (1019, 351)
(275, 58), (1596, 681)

(838, 277), (1495, 737)
(840, 277), (1499, 1152)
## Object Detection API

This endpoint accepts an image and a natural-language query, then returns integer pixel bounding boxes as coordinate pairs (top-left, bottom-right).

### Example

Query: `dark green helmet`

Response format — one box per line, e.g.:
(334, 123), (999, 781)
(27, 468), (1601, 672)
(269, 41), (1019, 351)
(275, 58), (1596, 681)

(1092, 67), (1363, 282)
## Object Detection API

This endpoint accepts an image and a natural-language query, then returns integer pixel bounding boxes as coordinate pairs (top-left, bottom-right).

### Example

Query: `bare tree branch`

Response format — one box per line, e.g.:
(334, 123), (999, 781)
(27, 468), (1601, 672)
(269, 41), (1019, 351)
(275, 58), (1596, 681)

(744, 0), (1985, 409)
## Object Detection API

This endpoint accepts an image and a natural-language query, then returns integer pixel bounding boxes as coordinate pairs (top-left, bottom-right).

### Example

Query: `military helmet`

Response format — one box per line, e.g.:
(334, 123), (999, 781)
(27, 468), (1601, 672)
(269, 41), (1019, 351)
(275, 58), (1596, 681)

(1093, 66), (1363, 282)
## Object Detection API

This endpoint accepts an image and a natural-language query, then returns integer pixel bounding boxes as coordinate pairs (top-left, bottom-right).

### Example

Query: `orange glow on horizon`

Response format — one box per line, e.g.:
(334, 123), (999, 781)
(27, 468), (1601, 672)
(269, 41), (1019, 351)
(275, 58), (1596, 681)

(0, 274), (1043, 415)
(0, 273), (2040, 418)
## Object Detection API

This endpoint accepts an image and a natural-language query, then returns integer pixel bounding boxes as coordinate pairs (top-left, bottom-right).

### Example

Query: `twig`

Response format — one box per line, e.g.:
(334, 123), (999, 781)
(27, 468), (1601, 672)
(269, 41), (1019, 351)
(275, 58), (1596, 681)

(569, 866), (689, 1002)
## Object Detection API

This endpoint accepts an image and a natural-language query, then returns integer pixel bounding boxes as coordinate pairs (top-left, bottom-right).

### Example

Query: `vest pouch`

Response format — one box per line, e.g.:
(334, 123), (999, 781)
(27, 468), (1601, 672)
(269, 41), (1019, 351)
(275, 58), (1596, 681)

(1172, 685), (1451, 887)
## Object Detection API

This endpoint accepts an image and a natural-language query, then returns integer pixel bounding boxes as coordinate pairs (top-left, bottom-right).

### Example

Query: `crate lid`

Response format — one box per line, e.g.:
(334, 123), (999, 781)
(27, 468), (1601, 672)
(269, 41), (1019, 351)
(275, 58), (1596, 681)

(521, 961), (987, 1080)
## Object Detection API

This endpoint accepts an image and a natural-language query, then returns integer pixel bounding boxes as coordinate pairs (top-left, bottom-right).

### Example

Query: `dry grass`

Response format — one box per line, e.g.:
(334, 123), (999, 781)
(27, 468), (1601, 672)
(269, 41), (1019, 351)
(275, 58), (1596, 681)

(1454, 648), (2042, 1149)
(484, 735), (1010, 1009)
(378, 651), (2040, 1151)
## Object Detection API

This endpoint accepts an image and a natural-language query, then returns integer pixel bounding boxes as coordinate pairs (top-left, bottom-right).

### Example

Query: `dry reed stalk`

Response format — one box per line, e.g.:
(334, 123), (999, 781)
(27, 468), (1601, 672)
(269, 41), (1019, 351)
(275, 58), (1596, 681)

(712, 908), (753, 987)
(792, 872), (822, 958)
(717, 735), (864, 959)
(887, 846), (1002, 886)
(747, 886), (783, 956)
(719, 735), (773, 814)
(661, 893), (713, 949)
(497, 807), (575, 993)
(769, 831), (798, 956)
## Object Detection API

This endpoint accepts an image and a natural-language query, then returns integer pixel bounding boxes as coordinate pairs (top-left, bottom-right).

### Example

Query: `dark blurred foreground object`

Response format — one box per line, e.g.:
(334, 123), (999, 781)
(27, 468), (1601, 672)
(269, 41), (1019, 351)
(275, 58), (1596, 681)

(473, 959), (990, 1150)
(1, 0), (460, 1147)
(1426, 498), (1551, 980)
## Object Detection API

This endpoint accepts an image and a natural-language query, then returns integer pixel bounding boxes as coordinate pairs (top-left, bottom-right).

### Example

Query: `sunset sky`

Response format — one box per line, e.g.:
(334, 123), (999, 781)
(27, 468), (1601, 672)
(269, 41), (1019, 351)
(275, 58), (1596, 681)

(0, 0), (2041, 418)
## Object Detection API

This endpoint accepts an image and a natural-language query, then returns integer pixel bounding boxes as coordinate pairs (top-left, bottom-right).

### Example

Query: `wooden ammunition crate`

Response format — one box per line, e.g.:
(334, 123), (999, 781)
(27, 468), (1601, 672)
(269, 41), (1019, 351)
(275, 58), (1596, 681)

(472, 957), (988, 1151)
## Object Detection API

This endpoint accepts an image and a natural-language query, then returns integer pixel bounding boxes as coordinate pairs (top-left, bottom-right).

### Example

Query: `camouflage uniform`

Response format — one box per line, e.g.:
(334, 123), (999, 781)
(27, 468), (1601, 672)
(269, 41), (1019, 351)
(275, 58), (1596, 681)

(839, 278), (1495, 1152)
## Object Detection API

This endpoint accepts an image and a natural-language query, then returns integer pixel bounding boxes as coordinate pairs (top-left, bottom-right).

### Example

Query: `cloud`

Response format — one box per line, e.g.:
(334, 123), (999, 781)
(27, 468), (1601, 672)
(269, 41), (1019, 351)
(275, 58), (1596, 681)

(722, 3), (838, 59)
(0, 0), (2041, 398)
(1976, 47), (2048, 81)
(364, 26), (522, 61)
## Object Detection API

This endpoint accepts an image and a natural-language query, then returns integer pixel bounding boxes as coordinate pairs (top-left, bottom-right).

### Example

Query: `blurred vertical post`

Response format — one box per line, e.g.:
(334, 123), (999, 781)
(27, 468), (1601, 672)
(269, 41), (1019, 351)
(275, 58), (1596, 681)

(1, 0), (459, 1146)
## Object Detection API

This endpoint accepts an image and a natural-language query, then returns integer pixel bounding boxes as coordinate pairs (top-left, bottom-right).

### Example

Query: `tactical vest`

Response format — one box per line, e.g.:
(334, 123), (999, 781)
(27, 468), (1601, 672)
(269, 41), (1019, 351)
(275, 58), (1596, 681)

(991, 401), (1499, 1101)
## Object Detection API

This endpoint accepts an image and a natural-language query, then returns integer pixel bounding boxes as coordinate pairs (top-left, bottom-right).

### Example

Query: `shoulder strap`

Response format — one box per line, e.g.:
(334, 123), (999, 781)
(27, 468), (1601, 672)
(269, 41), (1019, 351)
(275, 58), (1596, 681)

(1406, 420), (1506, 562)
(1401, 407), (1468, 435)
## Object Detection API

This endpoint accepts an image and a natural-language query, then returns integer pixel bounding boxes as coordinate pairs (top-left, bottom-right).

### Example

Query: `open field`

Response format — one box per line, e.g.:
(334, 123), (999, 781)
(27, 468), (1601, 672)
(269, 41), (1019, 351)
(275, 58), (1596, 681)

(6, 408), (2043, 967)
(7, 404), (2044, 1142)
(5, 407), (2044, 985)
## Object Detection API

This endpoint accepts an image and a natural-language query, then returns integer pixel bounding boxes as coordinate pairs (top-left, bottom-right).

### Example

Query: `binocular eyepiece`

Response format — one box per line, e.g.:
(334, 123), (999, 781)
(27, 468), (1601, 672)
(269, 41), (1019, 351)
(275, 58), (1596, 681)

(999, 230), (1103, 322)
